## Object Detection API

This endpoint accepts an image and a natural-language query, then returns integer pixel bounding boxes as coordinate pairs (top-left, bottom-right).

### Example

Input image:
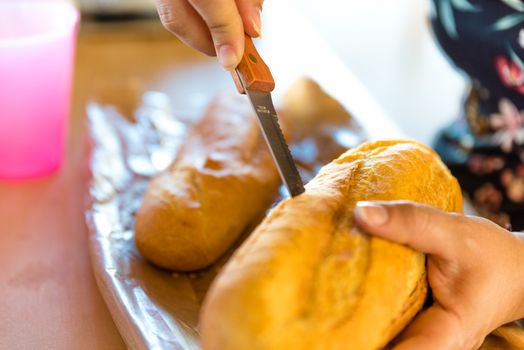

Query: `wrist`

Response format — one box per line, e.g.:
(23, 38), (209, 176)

(515, 237), (524, 320)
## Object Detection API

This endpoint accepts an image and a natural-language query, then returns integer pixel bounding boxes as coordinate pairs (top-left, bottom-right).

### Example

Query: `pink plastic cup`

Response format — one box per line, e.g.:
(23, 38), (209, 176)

(0, 1), (79, 180)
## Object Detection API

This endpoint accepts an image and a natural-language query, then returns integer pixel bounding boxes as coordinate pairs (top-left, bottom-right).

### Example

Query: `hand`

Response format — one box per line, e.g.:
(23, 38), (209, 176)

(354, 200), (524, 350)
(154, 0), (263, 70)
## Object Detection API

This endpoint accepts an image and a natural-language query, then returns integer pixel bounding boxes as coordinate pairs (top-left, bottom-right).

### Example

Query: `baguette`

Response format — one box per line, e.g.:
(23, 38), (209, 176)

(200, 140), (463, 350)
(134, 94), (281, 271)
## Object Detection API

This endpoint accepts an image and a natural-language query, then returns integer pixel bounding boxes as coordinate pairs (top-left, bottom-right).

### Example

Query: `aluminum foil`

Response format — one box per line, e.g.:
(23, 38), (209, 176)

(85, 88), (524, 350)
(85, 89), (365, 350)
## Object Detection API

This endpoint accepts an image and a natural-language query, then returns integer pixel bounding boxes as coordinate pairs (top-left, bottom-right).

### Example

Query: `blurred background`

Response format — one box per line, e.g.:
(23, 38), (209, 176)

(1, 0), (468, 144)
(292, 0), (466, 143)
(0, 0), (464, 144)
(292, 0), (467, 144)
(73, 0), (468, 145)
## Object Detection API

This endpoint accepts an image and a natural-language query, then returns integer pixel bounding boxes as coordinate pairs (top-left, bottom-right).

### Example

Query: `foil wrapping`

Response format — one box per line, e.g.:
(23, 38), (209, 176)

(84, 89), (364, 349)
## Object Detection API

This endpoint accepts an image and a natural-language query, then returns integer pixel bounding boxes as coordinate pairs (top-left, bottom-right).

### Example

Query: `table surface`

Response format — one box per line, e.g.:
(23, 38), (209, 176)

(0, 20), (208, 350)
(0, 6), (403, 348)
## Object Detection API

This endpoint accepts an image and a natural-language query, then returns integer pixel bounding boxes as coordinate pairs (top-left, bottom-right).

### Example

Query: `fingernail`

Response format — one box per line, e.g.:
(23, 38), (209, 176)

(217, 44), (238, 70)
(252, 8), (262, 37)
(355, 202), (389, 226)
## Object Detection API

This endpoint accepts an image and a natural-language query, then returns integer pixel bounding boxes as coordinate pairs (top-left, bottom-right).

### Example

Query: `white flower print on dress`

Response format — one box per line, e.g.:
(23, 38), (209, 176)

(489, 98), (524, 152)
(519, 28), (524, 48)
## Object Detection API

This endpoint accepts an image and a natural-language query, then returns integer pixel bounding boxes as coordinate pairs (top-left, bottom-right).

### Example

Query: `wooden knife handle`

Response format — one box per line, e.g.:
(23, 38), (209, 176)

(232, 35), (275, 94)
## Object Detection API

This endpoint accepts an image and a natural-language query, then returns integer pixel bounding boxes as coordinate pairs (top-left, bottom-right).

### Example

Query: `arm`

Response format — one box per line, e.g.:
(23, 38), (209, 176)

(355, 201), (524, 350)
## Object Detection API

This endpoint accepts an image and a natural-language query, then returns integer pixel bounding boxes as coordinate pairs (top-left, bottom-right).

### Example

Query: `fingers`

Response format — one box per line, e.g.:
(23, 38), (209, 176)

(188, 0), (245, 69)
(155, 0), (215, 56)
(354, 201), (467, 260)
(392, 305), (480, 350)
(155, 0), (264, 69)
(235, 0), (263, 38)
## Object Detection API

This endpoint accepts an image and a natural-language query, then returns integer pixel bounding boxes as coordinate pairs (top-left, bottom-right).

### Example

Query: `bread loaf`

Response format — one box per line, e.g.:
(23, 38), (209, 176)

(134, 94), (281, 271)
(200, 140), (463, 350)
(283, 77), (351, 140)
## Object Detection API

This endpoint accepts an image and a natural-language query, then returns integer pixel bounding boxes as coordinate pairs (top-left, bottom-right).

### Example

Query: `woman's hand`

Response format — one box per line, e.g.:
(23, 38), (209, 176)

(354, 201), (524, 350)
(154, 0), (263, 70)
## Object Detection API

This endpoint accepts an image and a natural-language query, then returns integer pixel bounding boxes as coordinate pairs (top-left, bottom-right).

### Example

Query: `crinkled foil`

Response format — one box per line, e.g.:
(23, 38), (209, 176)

(85, 90), (365, 350)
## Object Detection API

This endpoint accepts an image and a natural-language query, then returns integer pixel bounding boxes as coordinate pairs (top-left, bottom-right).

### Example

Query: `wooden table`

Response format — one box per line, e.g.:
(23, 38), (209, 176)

(0, 3), (402, 346)
(0, 19), (209, 350)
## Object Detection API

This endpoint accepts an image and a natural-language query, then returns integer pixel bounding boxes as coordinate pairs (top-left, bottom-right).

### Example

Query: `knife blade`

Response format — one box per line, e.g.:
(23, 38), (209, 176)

(232, 35), (305, 197)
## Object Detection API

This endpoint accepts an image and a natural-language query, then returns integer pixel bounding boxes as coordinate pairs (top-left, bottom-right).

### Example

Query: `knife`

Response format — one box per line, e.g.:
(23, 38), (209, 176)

(231, 35), (305, 197)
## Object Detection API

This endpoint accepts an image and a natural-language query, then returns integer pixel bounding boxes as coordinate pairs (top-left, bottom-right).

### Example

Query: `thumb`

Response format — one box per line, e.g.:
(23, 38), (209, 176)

(188, 0), (245, 70)
(392, 305), (478, 350)
(354, 200), (464, 260)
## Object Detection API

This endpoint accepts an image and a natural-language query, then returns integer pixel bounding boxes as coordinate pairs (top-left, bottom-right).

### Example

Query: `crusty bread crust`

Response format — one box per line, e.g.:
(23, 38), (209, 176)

(134, 94), (281, 271)
(200, 140), (463, 350)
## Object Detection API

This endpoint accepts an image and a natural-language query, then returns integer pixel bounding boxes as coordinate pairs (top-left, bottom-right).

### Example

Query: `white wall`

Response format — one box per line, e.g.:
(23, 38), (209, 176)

(289, 0), (467, 145)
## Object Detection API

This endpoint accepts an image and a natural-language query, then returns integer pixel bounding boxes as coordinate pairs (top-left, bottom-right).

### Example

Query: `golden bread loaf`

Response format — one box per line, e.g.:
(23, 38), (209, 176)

(134, 94), (281, 271)
(200, 140), (463, 350)
(283, 77), (351, 140)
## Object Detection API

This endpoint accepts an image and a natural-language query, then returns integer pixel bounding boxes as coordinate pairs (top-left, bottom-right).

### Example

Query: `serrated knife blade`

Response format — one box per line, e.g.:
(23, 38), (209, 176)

(245, 89), (305, 197)
(232, 35), (305, 197)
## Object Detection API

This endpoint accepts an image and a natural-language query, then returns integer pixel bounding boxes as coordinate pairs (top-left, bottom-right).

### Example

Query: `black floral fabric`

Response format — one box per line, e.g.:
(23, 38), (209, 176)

(431, 0), (524, 229)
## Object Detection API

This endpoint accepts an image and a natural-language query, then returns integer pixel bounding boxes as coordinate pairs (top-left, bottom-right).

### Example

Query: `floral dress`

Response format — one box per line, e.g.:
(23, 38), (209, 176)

(431, 0), (524, 229)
